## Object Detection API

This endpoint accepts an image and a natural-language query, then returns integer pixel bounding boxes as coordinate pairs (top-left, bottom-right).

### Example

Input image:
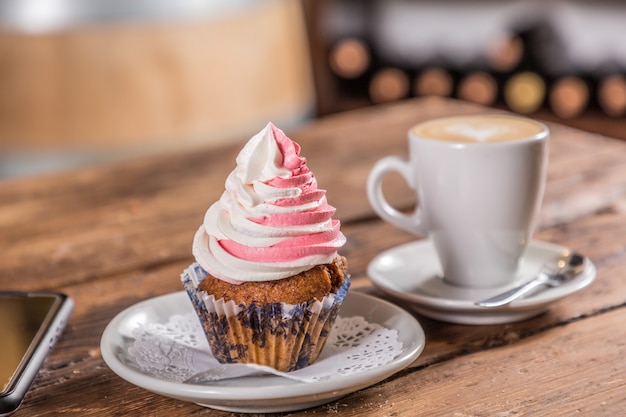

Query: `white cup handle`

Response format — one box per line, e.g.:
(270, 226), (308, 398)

(366, 156), (426, 236)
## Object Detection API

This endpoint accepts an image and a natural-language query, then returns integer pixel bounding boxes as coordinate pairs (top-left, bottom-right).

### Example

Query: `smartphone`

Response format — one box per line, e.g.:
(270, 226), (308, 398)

(0, 291), (73, 416)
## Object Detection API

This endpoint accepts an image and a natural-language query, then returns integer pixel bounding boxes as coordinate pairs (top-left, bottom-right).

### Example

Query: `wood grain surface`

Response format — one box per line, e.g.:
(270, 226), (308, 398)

(1, 97), (624, 416)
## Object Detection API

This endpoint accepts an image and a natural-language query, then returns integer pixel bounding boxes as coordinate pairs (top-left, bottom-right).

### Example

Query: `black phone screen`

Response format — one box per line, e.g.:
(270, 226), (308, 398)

(0, 294), (60, 394)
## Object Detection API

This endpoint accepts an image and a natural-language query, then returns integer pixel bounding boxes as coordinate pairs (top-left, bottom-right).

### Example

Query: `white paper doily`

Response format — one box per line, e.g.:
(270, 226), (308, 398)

(129, 313), (403, 383)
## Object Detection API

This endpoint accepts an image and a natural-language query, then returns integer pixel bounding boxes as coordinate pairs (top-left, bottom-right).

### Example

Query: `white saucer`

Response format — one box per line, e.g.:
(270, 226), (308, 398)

(367, 239), (596, 325)
(100, 291), (425, 413)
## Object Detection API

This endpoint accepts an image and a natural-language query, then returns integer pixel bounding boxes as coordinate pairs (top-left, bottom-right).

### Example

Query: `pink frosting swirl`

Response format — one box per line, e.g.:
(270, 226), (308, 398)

(192, 123), (346, 284)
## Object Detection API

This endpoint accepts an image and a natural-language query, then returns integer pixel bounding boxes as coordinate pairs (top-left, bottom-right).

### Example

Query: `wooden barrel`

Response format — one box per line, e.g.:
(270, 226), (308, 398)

(0, 0), (314, 152)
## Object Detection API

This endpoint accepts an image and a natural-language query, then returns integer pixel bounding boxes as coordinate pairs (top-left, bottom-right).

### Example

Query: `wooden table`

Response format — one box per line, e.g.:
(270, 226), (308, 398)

(2, 97), (625, 416)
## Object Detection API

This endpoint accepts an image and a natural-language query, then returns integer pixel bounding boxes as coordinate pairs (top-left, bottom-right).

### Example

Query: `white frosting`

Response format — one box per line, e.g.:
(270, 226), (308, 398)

(192, 123), (345, 283)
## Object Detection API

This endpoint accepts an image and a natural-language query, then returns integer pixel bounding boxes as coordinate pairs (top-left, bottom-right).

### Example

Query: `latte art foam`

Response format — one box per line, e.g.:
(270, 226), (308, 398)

(413, 115), (545, 143)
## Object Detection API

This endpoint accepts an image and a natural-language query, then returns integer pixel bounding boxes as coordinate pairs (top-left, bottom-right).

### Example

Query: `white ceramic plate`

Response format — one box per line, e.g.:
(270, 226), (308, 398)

(100, 291), (425, 413)
(368, 239), (596, 325)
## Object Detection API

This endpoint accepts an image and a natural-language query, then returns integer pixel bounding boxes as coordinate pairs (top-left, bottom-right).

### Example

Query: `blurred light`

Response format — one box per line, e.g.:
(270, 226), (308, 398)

(0, 0), (258, 33)
(504, 72), (546, 114)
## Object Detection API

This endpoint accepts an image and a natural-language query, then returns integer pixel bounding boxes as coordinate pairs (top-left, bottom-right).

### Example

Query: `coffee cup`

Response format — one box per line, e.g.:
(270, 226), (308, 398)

(367, 114), (549, 288)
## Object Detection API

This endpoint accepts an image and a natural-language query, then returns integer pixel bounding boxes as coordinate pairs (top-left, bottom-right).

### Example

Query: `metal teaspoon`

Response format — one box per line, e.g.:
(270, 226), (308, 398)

(475, 252), (586, 308)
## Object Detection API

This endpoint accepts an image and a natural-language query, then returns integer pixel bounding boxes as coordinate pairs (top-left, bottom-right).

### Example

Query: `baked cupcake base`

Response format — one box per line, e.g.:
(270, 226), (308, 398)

(181, 263), (351, 372)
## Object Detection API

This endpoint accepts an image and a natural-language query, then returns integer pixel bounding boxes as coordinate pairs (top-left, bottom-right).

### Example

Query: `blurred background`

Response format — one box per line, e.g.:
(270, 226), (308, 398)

(1, 0), (625, 179)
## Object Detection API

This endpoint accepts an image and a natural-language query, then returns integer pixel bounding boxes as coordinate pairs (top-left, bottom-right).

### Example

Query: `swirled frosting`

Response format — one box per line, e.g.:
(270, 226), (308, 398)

(192, 123), (346, 284)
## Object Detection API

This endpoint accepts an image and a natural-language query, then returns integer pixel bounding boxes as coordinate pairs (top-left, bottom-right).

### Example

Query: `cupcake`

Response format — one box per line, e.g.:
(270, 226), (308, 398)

(181, 122), (349, 372)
